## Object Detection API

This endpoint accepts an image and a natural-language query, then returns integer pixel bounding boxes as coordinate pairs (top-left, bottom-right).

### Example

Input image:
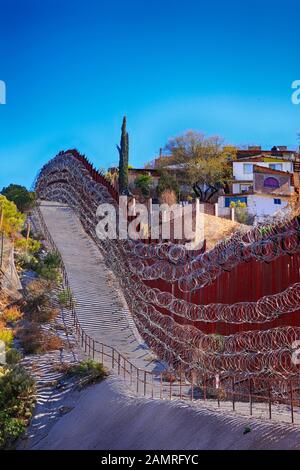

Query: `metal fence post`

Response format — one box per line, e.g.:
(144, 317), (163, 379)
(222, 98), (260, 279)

(290, 380), (294, 424)
(249, 378), (253, 416)
(268, 383), (272, 420)
(160, 373), (163, 399)
(179, 367), (183, 400)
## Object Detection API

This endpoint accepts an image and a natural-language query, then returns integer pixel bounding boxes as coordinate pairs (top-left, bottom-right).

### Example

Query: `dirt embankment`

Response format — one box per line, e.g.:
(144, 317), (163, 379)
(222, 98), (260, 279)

(24, 377), (300, 450)
(203, 213), (247, 250)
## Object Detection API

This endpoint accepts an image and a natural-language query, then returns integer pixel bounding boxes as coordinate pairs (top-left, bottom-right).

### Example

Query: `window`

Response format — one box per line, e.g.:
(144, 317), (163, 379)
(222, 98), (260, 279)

(269, 163), (283, 171)
(225, 196), (248, 208)
(243, 164), (253, 174)
(264, 177), (280, 189)
(240, 184), (250, 193)
(274, 198), (281, 205)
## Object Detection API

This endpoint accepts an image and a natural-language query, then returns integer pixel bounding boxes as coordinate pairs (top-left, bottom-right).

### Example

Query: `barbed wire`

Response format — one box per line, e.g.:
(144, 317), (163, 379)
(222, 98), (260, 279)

(35, 152), (300, 386)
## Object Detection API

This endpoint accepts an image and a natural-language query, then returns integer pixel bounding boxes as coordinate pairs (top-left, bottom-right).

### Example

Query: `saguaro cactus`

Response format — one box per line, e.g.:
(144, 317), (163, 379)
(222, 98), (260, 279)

(117, 116), (129, 195)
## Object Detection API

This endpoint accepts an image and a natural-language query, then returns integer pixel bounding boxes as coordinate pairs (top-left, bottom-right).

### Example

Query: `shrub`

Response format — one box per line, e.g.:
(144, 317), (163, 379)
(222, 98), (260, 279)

(66, 359), (108, 387)
(0, 414), (25, 448)
(18, 250), (61, 283)
(5, 349), (23, 365)
(27, 304), (59, 324)
(16, 253), (39, 271)
(259, 225), (273, 237)
(230, 200), (253, 225)
(0, 365), (36, 449)
(58, 289), (76, 309)
(19, 324), (63, 354)
(157, 170), (179, 200)
(36, 264), (62, 283)
(134, 174), (153, 198)
(0, 326), (14, 347)
(2, 306), (23, 324)
(26, 278), (54, 296)
(18, 324), (41, 354)
(43, 252), (61, 269)
(161, 370), (177, 383)
(159, 189), (178, 205)
(22, 282), (59, 324)
(15, 237), (41, 255)
(41, 334), (64, 352)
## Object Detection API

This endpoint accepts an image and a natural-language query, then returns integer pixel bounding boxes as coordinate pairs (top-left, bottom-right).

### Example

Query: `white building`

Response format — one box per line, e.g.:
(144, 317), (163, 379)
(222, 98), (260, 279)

(218, 192), (290, 220)
(218, 154), (297, 222)
(232, 155), (294, 195)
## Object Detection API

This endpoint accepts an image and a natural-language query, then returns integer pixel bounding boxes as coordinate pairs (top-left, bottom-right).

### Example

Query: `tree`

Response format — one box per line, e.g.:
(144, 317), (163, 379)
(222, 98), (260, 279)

(117, 116), (130, 195)
(156, 170), (179, 200)
(163, 131), (236, 202)
(1, 184), (36, 213)
(0, 195), (25, 237)
(134, 174), (153, 198)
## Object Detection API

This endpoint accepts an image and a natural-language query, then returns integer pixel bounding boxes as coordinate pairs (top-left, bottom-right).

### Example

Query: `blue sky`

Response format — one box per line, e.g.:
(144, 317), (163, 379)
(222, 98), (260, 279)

(0, 0), (300, 189)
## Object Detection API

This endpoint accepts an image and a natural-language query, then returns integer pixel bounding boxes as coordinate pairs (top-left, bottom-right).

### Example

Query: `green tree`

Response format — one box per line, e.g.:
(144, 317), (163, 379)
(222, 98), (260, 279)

(156, 170), (179, 200)
(0, 195), (25, 237)
(1, 184), (36, 213)
(117, 116), (130, 195)
(134, 174), (153, 198)
(163, 131), (236, 202)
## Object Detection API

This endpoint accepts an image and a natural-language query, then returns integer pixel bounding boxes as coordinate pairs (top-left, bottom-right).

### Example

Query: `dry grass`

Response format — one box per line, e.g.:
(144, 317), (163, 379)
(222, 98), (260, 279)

(171, 210), (247, 250)
(26, 279), (55, 296)
(1, 306), (23, 324)
(0, 292), (9, 311)
(202, 213), (247, 250)
(161, 370), (177, 383)
(19, 324), (64, 355)
(159, 189), (178, 205)
(29, 307), (60, 324)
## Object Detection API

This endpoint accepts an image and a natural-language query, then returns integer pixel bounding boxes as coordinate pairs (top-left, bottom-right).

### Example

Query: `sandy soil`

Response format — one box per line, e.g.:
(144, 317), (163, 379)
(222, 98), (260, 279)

(21, 376), (300, 451)
(203, 213), (247, 250)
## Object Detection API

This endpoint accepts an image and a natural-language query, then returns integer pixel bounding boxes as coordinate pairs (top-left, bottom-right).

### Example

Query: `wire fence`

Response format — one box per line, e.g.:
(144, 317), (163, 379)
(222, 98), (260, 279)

(35, 204), (300, 426)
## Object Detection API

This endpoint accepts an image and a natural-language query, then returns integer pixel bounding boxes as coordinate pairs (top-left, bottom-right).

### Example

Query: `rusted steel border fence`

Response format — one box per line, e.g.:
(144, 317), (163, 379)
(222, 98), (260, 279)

(34, 204), (300, 425)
